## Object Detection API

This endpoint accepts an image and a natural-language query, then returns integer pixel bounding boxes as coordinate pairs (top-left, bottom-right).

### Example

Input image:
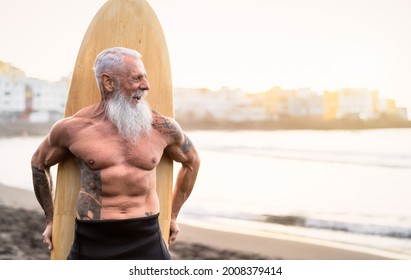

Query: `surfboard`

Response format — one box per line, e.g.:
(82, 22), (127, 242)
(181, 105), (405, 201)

(51, 0), (173, 259)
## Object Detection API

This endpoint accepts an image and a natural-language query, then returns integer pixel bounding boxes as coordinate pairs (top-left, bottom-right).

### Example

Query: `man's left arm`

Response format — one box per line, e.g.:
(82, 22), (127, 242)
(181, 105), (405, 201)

(163, 121), (200, 246)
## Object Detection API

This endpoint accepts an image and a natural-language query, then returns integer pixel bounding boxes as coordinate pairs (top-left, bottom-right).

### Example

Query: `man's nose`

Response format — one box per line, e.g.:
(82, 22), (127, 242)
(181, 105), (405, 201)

(140, 78), (150, 91)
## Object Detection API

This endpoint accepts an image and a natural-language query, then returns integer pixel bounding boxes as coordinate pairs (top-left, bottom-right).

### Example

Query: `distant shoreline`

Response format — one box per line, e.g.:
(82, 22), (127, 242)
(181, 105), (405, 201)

(0, 121), (54, 138)
(1, 118), (410, 138)
(178, 118), (411, 131)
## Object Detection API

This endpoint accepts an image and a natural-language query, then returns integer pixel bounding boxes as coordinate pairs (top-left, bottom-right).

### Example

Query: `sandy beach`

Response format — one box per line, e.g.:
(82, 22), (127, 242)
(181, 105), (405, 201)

(0, 182), (393, 260)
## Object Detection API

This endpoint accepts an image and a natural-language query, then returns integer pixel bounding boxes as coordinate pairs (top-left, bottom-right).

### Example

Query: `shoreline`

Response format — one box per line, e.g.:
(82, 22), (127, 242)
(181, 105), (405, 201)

(1, 120), (411, 139)
(0, 183), (399, 260)
(178, 218), (411, 260)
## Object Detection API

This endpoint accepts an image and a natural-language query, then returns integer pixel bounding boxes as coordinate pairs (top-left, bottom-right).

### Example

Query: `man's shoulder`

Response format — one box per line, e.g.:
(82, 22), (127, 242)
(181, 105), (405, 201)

(50, 104), (102, 137)
(48, 116), (81, 143)
(151, 109), (181, 131)
(151, 110), (184, 143)
(72, 103), (103, 118)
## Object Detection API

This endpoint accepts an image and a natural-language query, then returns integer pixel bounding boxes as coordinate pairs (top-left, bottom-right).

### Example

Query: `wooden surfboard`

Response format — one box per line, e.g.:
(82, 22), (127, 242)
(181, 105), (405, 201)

(51, 0), (173, 259)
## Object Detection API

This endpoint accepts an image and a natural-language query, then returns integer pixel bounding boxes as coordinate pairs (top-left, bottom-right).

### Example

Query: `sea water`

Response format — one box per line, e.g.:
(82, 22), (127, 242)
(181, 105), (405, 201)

(1, 129), (411, 258)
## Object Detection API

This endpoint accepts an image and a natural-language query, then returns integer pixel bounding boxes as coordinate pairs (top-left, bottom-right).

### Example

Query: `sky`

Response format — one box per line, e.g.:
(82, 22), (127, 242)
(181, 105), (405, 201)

(1, 0), (411, 111)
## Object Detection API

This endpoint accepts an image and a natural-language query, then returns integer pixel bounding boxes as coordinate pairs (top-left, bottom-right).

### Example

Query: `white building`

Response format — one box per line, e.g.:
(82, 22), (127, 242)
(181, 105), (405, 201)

(397, 107), (408, 120)
(288, 88), (323, 117)
(0, 61), (69, 122)
(174, 87), (265, 122)
(0, 73), (26, 117)
(336, 88), (378, 120)
(27, 78), (68, 114)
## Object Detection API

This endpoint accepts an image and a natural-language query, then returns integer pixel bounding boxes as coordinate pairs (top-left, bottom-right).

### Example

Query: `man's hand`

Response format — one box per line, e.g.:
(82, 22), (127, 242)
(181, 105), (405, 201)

(43, 223), (53, 251)
(169, 219), (180, 246)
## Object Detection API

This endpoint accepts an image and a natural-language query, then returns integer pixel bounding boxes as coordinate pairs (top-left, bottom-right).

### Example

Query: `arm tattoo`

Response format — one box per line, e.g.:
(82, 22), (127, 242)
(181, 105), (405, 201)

(181, 134), (193, 154)
(152, 110), (183, 143)
(32, 166), (54, 223)
(77, 161), (102, 220)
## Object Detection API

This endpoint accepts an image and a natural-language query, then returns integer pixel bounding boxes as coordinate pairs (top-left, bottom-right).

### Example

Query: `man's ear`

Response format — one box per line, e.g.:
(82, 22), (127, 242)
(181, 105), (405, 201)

(101, 73), (115, 94)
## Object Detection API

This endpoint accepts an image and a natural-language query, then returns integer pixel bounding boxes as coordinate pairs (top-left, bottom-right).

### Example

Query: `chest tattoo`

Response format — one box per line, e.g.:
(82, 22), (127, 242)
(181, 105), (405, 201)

(77, 161), (102, 220)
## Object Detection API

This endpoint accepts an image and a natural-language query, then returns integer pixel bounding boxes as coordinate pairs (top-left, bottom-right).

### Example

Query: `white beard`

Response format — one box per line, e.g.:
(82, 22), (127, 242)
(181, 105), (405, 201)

(105, 90), (153, 142)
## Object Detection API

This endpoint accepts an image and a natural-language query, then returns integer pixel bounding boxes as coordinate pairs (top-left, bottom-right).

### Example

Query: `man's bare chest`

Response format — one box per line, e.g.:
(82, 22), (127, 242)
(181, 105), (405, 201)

(67, 130), (167, 171)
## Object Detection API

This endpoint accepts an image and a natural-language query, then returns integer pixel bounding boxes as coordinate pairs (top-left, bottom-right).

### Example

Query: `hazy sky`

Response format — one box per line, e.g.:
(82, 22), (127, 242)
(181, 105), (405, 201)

(1, 0), (411, 110)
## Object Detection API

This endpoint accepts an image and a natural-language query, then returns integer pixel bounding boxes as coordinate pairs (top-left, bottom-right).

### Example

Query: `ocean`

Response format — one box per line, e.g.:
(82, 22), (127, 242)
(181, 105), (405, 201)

(1, 128), (411, 258)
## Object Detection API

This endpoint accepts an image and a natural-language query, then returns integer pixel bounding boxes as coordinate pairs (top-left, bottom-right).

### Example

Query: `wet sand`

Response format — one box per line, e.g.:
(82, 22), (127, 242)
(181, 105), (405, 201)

(0, 183), (389, 260)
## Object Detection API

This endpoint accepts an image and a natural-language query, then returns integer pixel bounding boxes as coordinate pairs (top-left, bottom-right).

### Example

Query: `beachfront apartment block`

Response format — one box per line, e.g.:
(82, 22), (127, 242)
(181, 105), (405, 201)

(174, 87), (267, 122)
(0, 62), (26, 119)
(0, 74), (26, 115)
(26, 78), (68, 114)
(0, 61), (69, 122)
(323, 88), (379, 120)
(249, 87), (324, 120)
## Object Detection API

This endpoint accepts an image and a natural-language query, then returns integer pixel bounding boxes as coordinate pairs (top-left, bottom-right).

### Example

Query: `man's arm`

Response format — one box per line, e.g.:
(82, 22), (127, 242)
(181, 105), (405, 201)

(31, 120), (70, 250)
(156, 113), (200, 245)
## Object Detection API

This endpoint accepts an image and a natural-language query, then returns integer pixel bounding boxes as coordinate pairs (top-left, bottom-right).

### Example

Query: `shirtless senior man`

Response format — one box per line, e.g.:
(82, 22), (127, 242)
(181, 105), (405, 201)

(31, 47), (200, 260)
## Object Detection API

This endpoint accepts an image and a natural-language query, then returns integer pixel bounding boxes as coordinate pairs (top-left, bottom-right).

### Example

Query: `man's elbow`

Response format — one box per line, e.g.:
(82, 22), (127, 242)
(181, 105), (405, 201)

(31, 151), (41, 169)
(188, 152), (200, 172)
(31, 151), (46, 171)
(182, 153), (200, 173)
(193, 153), (200, 171)
(31, 153), (40, 168)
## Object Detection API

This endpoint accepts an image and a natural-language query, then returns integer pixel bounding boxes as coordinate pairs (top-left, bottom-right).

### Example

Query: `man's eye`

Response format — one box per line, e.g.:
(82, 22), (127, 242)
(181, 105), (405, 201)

(134, 75), (146, 82)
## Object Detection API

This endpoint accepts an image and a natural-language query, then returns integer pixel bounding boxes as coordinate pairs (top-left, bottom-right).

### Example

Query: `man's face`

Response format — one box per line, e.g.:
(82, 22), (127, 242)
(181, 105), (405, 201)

(117, 56), (150, 106)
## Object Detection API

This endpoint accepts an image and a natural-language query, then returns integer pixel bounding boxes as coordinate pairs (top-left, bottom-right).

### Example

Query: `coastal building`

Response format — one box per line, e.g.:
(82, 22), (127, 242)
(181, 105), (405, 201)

(323, 91), (339, 120)
(0, 61), (69, 122)
(397, 107), (409, 120)
(379, 98), (397, 115)
(250, 87), (324, 120)
(27, 78), (68, 115)
(0, 73), (26, 118)
(336, 88), (379, 120)
(378, 98), (409, 120)
(288, 88), (323, 118)
(0, 62), (26, 119)
(174, 87), (265, 122)
(0, 61), (24, 78)
(250, 87), (290, 119)
(323, 89), (379, 120)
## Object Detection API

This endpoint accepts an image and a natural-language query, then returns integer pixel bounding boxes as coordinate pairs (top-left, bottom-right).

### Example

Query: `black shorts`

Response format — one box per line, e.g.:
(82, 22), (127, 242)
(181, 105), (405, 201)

(67, 213), (171, 260)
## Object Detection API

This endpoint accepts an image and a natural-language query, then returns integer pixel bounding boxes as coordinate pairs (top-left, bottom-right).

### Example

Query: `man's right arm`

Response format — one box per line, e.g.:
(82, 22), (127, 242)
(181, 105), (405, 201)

(31, 119), (71, 249)
(31, 165), (54, 224)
